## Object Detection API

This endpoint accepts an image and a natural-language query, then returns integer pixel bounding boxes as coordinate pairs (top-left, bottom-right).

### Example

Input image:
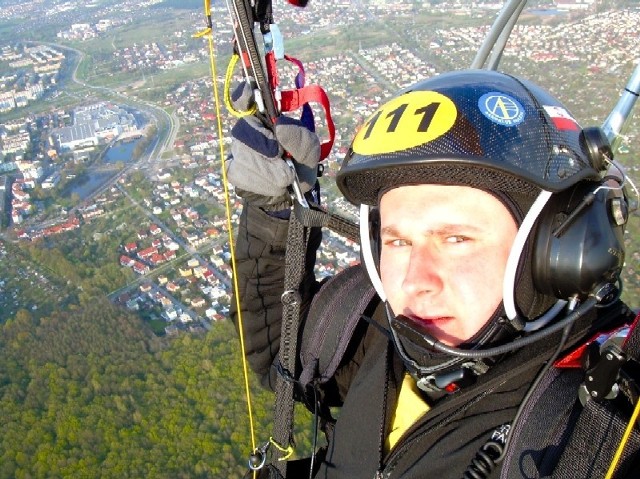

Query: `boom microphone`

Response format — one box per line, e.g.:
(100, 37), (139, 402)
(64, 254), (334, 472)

(391, 294), (605, 360)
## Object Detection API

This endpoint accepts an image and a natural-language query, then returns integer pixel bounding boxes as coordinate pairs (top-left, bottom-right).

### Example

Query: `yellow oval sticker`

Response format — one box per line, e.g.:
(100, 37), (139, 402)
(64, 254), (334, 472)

(352, 91), (457, 155)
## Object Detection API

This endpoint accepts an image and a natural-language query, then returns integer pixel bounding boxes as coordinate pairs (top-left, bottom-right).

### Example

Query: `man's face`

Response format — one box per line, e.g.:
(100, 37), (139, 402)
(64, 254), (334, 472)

(379, 184), (518, 346)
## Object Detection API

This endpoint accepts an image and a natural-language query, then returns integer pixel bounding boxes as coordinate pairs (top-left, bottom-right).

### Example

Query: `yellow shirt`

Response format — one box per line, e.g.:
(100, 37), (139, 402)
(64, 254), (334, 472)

(386, 373), (431, 452)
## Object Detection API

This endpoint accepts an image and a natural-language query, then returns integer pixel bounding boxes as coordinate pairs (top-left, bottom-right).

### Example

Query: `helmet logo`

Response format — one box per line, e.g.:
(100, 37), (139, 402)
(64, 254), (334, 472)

(352, 91), (457, 155)
(478, 92), (525, 127)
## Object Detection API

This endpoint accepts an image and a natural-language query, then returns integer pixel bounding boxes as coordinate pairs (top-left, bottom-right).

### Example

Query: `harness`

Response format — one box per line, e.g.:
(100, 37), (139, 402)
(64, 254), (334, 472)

(499, 315), (640, 479)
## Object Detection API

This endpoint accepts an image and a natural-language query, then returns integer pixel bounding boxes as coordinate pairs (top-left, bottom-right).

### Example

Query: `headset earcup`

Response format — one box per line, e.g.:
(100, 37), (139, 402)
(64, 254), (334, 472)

(532, 182), (627, 299)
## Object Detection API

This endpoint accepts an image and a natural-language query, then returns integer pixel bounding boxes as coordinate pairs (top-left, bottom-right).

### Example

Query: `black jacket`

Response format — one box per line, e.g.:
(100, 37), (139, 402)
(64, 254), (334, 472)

(231, 202), (638, 479)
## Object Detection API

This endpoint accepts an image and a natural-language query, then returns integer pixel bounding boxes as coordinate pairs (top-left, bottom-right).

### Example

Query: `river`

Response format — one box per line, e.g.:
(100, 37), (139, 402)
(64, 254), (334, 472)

(67, 139), (141, 200)
(104, 140), (139, 164)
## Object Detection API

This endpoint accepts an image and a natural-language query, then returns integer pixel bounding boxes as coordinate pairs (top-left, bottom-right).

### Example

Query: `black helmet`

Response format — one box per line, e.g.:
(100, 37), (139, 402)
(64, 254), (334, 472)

(336, 70), (628, 390)
(337, 69), (600, 206)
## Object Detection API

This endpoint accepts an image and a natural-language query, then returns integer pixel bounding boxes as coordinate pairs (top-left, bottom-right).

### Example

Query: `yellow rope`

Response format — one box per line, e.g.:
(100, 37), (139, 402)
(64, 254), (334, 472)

(225, 54), (258, 118)
(269, 437), (294, 461)
(605, 394), (640, 479)
(195, 3), (258, 461)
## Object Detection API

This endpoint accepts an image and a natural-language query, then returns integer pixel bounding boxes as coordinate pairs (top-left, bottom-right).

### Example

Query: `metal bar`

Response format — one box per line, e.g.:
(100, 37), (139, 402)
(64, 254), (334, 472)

(471, 0), (528, 70)
(602, 63), (640, 150)
(485, 0), (527, 70)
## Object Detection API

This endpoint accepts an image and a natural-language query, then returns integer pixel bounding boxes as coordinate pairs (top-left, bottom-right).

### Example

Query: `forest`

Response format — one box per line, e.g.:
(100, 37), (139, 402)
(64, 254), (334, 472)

(0, 299), (314, 478)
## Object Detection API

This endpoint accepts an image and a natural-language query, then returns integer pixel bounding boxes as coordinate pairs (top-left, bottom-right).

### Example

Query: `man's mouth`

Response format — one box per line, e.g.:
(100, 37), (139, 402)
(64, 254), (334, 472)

(411, 315), (453, 324)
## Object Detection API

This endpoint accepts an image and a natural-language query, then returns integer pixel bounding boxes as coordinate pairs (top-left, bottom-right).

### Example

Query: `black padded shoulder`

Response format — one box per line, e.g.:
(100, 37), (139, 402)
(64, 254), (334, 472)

(298, 264), (378, 387)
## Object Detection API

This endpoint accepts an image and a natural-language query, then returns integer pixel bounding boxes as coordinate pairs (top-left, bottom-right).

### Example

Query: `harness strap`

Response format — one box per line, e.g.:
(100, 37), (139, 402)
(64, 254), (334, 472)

(500, 311), (640, 479)
(553, 398), (640, 478)
(280, 84), (335, 161)
(499, 367), (584, 478)
(270, 196), (358, 476)
(623, 312), (640, 357)
(293, 200), (359, 243)
(271, 209), (309, 475)
(552, 312), (640, 478)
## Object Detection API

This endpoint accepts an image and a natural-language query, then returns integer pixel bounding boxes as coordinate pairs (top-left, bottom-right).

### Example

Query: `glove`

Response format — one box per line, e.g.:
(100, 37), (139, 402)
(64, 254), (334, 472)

(226, 83), (321, 208)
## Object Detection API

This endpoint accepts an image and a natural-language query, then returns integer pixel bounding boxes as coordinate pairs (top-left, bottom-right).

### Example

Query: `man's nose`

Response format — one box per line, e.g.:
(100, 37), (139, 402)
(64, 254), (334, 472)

(401, 244), (444, 297)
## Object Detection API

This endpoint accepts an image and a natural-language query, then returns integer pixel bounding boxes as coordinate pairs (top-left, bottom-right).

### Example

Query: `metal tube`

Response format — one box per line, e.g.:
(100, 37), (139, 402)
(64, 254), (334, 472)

(602, 63), (640, 149)
(485, 0), (527, 70)
(471, 0), (528, 69)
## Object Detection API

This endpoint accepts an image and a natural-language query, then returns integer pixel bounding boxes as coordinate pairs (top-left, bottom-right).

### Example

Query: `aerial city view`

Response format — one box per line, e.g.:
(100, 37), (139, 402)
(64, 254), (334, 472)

(0, 0), (638, 477)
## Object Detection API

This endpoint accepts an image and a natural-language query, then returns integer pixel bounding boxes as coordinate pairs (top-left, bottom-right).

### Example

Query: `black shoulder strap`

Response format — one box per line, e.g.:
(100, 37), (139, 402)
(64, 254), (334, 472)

(298, 263), (378, 388)
(500, 312), (640, 479)
(271, 207), (312, 473)
(498, 367), (584, 478)
(269, 198), (360, 476)
(551, 313), (640, 479)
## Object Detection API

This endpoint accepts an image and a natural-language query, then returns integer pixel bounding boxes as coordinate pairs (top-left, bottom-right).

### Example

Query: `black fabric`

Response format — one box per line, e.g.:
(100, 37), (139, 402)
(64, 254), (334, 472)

(231, 203), (637, 479)
(499, 368), (584, 479)
(553, 399), (640, 479)
(273, 210), (312, 474)
(299, 264), (378, 387)
(231, 201), (322, 390)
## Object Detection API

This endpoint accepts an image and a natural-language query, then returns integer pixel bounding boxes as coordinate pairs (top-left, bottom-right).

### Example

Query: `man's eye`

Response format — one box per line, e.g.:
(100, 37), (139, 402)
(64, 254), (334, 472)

(386, 239), (411, 247)
(445, 235), (469, 243)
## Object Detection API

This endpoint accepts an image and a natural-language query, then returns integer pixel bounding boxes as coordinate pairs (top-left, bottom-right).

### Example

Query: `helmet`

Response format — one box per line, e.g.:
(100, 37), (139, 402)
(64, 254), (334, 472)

(336, 70), (628, 390)
(337, 69), (599, 206)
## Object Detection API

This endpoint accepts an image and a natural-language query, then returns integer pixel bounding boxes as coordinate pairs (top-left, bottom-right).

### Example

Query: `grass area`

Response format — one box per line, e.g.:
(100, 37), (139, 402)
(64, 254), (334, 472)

(123, 63), (211, 98)
(288, 24), (393, 58)
(146, 317), (168, 335)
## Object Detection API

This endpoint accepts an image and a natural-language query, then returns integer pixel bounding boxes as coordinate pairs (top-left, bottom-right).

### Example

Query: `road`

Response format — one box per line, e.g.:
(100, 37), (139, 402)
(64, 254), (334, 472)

(12, 41), (225, 326)
(28, 40), (177, 173)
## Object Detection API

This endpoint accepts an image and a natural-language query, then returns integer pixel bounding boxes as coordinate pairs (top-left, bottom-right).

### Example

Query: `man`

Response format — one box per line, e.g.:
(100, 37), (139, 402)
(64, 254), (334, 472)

(228, 69), (639, 478)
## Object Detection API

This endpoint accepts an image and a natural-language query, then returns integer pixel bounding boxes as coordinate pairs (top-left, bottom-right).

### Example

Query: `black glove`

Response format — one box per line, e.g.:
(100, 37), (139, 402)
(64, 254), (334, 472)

(226, 83), (321, 209)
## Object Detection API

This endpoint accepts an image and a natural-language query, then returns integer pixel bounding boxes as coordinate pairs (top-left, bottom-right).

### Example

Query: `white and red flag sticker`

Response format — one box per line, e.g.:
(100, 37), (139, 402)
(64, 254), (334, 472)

(543, 105), (580, 131)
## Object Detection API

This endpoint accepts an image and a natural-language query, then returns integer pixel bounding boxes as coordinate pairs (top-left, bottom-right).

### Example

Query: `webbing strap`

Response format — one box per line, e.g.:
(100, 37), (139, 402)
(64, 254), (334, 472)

(293, 201), (359, 243)
(553, 399), (640, 478)
(500, 311), (640, 478)
(280, 84), (335, 161)
(622, 313), (640, 357)
(552, 312), (640, 478)
(272, 210), (308, 476)
(499, 368), (583, 479)
(270, 198), (358, 476)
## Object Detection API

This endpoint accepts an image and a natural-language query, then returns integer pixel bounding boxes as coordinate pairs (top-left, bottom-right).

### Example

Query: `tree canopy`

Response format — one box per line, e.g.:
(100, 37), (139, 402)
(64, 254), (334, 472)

(0, 299), (313, 478)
